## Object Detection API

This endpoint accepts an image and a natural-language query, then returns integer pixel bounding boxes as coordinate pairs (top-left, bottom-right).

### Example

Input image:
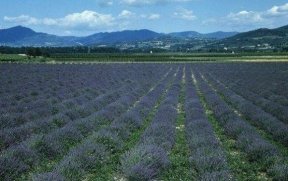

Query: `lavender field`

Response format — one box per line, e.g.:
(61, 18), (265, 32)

(0, 62), (288, 181)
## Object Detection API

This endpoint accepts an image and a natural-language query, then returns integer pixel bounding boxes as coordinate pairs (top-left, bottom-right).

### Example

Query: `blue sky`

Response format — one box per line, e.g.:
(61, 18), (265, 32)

(0, 0), (288, 36)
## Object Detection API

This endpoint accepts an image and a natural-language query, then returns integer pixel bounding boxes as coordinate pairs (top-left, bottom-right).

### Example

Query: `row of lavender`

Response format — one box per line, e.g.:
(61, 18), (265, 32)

(0, 64), (170, 148)
(0, 64), (134, 128)
(120, 66), (183, 180)
(0, 64), (157, 136)
(196, 63), (288, 124)
(192, 68), (288, 180)
(0, 64), (171, 127)
(1, 62), (287, 180)
(0, 82), (134, 151)
(198, 63), (288, 105)
(218, 77), (288, 125)
(1, 81), (144, 180)
(33, 66), (178, 180)
(202, 72), (288, 146)
(0, 64), (172, 180)
(184, 67), (232, 180)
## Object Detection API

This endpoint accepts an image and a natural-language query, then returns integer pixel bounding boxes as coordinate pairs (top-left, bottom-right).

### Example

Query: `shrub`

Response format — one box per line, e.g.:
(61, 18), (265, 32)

(190, 149), (228, 174)
(121, 144), (169, 181)
(199, 170), (233, 181)
(268, 164), (288, 181)
(7, 144), (39, 167)
(0, 157), (28, 180)
(54, 142), (108, 180)
(236, 133), (278, 163)
(33, 172), (65, 181)
(92, 129), (124, 153)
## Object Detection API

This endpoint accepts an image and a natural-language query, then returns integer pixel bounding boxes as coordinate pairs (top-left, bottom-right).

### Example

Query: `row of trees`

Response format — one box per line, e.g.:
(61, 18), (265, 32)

(0, 47), (48, 58)
(0, 46), (121, 55)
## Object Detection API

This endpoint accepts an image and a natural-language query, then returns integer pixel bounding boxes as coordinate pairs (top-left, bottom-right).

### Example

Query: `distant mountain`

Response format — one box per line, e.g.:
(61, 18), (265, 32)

(204, 31), (239, 39)
(15, 34), (81, 47)
(0, 26), (38, 43)
(276, 25), (288, 33)
(229, 28), (285, 39)
(169, 31), (202, 38)
(0, 25), (287, 48)
(80, 29), (161, 45)
(0, 27), (162, 46)
(169, 31), (238, 39)
(0, 26), (80, 46)
(218, 25), (288, 48)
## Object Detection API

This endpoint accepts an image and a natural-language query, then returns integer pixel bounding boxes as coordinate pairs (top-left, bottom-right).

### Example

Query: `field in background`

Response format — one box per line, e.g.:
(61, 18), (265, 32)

(0, 54), (48, 63)
(0, 62), (288, 181)
(1, 53), (288, 63)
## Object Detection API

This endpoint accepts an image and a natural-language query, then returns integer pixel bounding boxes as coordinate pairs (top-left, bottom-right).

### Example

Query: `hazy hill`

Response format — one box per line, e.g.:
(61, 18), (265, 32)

(79, 29), (161, 45)
(169, 31), (238, 39)
(0, 25), (287, 48)
(218, 25), (288, 48)
(0, 26), (38, 43)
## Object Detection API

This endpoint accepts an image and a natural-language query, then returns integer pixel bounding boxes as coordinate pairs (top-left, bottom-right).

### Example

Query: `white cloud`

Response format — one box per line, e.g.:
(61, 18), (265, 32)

(148, 14), (160, 20)
(4, 10), (115, 30)
(203, 3), (288, 31)
(226, 3), (288, 24)
(98, 1), (114, 7)
(121, 0), (192, 6)
(140, 13), (161, 20)
(174, 8), (197, 21)
(4, 15), (39, 25)
(3, 9), (163, 34)
(227, 10), (263, 24)
(42, 18), (58, 26)
(118, 10), (134, 19)
(58, 11), (115, 28)
(265, 3), (288, 17)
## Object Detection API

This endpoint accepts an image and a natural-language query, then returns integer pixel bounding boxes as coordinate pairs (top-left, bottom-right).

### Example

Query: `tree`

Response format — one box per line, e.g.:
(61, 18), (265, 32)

(26, 47), (42, 58)
(26, 48), (34, 58)
(34, 48), (42, 57)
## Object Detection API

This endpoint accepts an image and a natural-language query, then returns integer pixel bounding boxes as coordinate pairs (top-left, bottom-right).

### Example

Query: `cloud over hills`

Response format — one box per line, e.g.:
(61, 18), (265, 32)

(4, 11), (115, 30)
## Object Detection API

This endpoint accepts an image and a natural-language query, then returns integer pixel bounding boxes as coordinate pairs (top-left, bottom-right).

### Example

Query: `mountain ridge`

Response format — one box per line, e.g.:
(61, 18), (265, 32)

(216, 25), (288, 49)
(169, 31), (238, 39)
(0, 26), (239, 47)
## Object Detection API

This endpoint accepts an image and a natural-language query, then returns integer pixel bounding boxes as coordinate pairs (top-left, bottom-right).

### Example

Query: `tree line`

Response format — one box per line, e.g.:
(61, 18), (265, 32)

(0, 46), (121, 56)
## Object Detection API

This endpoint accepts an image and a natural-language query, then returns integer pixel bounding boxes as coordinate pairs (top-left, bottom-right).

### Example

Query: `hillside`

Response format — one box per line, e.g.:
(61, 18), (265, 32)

(169, 31), (238, 39)
(79, 29), (162, 45)
(0, 26), (38, 43)
(217, 25), (288, 49)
